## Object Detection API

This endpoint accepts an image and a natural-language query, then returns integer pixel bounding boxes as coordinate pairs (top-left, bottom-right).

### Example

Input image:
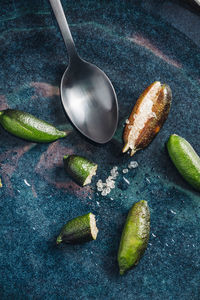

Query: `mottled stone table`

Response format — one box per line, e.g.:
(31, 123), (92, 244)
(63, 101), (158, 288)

(0, 1), (199, 299)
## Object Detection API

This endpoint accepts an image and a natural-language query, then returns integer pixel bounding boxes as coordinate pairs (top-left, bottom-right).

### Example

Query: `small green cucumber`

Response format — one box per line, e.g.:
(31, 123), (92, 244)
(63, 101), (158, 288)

(56, 213), (98, 244)
(0, 109), (67, 142)
(63, 155), (98, 186)
(118, 200), (150, 275)
(167, 134), (200, 191)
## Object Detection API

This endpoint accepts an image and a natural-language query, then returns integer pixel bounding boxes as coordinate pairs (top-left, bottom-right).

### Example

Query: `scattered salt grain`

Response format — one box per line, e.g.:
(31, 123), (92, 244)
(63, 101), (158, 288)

(125, 119), (129, 124)
(146, 178), (151, 184)
(123, 177), (130, 185)
(111, 170), (115, 176)
(128, 161), (138, 169)
(106, 178), (111, 184)
(122, 168), (128, 174)
(109, 182), (115, 189)
(101, 190), (107, 196)
(24, 179), (31, 187)
(107, 181), (115, 188)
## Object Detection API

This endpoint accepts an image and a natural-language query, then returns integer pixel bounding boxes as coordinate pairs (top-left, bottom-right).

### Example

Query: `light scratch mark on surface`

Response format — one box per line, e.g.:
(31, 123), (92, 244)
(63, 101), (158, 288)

(128, 34), (182, 69)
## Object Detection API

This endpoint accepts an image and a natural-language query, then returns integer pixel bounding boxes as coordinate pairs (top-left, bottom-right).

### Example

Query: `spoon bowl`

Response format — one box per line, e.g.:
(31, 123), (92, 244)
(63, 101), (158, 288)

(61, 58), (118, 143)
(49, 0), (118, 143)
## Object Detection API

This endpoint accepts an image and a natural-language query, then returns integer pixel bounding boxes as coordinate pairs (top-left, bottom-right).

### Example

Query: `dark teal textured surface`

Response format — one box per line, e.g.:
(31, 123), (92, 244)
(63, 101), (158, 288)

(0, 0), (200, 299)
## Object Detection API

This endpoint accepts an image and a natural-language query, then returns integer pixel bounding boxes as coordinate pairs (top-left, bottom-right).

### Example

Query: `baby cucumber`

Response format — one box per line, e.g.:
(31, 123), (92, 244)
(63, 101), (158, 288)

(56, 213), (98, 244)
(0, 109), (67, 142)
(63, 155), (97, 186)
(118, 200), (150, 275)
(167, 134), (200, 191)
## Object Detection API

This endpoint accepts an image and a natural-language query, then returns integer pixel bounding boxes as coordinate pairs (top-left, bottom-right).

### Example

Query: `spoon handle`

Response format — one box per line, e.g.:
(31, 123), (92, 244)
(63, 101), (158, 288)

(49, 0), (77, 61)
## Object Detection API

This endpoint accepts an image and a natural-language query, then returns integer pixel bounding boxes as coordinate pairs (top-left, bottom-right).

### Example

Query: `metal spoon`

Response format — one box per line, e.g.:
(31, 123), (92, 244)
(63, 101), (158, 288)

(49, 0), (118, 143)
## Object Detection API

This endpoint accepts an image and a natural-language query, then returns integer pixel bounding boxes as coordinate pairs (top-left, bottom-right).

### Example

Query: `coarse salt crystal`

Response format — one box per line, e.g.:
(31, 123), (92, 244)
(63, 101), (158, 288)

(122, 168), (128, 174)
(109, 182), (115, 188)
(101, 190), (107, 196)
(111, 170), (116, 176)
(106, 187), (111, 193)
(125, 119), (129, 124)
(111, 174), (117, 180)
(128, 161), (138, 169)
(107, 180), (115, 188)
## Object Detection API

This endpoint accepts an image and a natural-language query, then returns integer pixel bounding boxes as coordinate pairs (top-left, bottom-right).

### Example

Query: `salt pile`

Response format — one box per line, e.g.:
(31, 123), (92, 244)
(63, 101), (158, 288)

(96, 166), (119, 196)
(96, 161), (138, 197)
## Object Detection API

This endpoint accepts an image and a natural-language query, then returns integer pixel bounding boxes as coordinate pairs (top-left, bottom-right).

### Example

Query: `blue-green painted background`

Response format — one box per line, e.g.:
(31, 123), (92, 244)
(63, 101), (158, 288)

(0, 1), (200, 299)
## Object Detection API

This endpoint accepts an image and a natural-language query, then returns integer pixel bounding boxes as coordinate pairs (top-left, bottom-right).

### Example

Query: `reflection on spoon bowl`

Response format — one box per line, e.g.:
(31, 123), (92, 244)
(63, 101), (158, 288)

(61, 58), (118, 143)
